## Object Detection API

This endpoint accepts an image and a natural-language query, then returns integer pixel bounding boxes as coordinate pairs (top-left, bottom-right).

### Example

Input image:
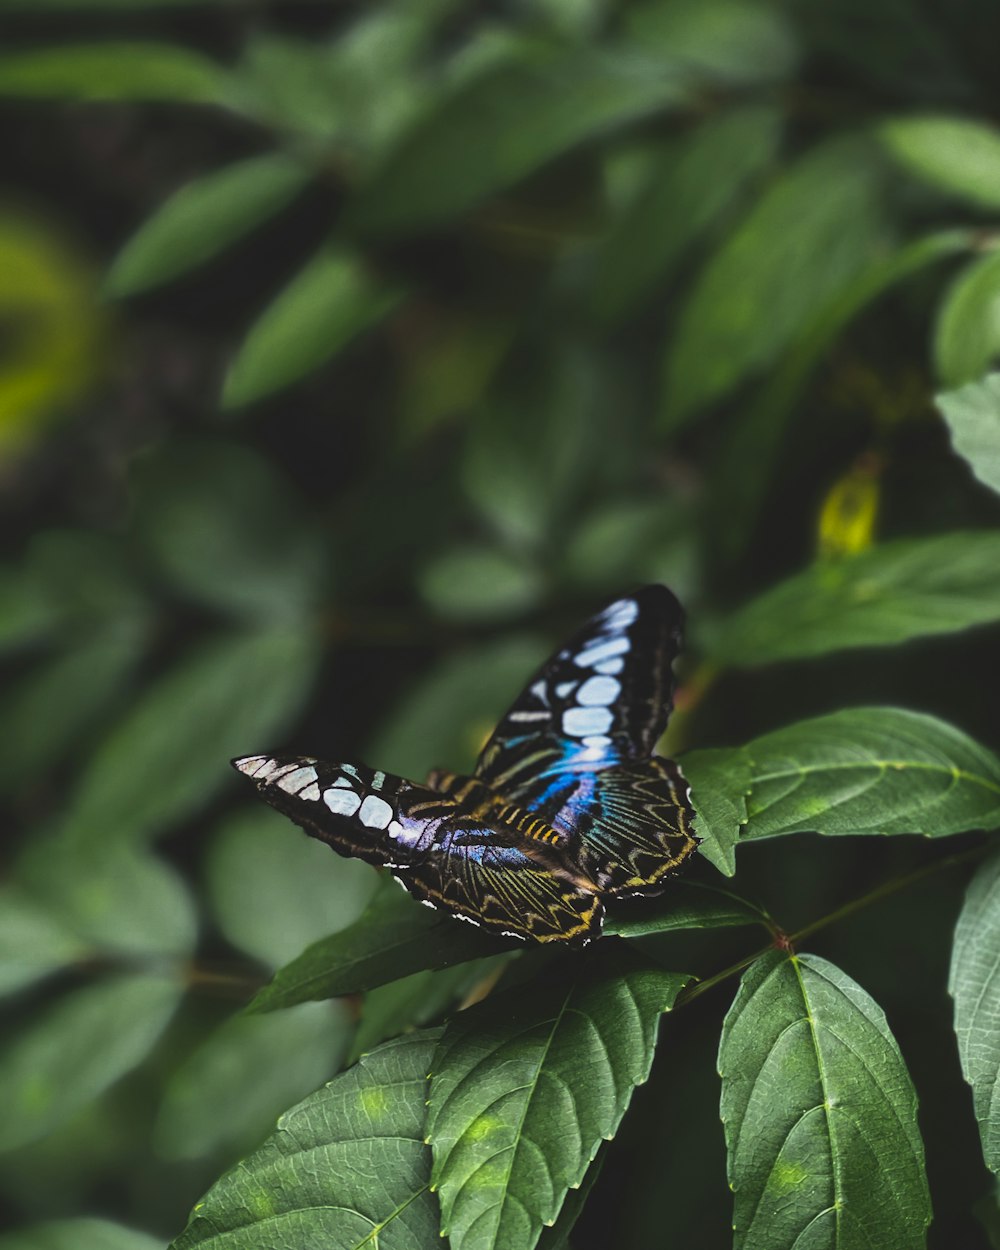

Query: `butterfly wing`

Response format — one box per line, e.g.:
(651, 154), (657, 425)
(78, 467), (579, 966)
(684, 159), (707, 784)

(516, 756), (697, 897)
(232, 754), (603, 943)
(233, 754), (435, 868)
(475, 585), (685, 787)
(400, 829), (603, 944)
(472, 586), (697, 894)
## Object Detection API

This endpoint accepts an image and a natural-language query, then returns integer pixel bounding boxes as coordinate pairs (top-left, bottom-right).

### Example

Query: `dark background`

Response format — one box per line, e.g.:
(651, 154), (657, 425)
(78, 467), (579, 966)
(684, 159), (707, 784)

(1, 1), (1000, 1246)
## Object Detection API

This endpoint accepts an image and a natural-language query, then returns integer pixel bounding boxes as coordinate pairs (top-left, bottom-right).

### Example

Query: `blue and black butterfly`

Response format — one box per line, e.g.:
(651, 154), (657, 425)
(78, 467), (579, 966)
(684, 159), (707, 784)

(233, 585), (697, 944)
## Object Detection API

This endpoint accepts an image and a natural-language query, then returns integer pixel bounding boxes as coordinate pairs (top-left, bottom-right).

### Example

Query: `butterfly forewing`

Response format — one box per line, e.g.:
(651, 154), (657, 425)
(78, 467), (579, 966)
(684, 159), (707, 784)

(474, 585), (685, 788)
(472, 587), (697, 893)
(233, 754), (439, 868)
(232, 754), (604, 943)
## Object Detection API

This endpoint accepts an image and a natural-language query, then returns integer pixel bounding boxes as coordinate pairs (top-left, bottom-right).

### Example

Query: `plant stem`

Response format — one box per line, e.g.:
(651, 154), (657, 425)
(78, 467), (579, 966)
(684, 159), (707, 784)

(673, 841), (990, 1010)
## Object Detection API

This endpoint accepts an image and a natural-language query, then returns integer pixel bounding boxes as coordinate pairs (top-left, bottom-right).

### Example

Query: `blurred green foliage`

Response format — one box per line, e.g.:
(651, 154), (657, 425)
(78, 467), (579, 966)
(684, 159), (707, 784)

(2, 0), (1000, 1247)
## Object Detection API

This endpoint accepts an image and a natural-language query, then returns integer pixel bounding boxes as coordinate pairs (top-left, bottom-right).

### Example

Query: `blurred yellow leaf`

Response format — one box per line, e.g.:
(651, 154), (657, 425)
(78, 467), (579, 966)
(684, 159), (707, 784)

(817, 455), (882, 558)
(0, 208), (106, 448)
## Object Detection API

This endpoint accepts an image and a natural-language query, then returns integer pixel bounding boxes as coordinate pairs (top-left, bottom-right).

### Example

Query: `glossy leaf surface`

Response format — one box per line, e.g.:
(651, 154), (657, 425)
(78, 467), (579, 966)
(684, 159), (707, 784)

(427, 946), (688, 1250)
(936, 373), (1000, 497)
(170, 1031), (441, 1250)
(949, 850), (1000, 1173)
(711, 532), (1000, 665)
(719, 952), (931, 1250)
(739, 707), (1000, 842)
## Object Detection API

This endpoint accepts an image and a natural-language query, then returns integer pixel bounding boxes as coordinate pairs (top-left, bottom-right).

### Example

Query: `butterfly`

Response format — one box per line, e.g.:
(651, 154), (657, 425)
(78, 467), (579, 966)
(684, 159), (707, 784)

(233, 585), (698, 945)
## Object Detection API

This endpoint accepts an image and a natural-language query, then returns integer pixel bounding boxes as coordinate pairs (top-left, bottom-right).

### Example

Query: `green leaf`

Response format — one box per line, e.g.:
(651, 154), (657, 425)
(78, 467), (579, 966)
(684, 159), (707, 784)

(248, 882), (512, 1014)
(710, 531), (1000, 666)
(222, 247), (404, 407)
(0, 973), (182, 1152)
(0, 887), (89, 999)
(155, 1002), (352, 1162)
(0, 43), (224, 103)
(106, 154), (311, 297)
(605, 880), (769, 938)
(535, 1150), (604, 1250)
(349, 46), (687, 236)
(937, 373), (1000, 496)
(949, 850), (1000, 1173)
(16, 841), (198, 962)
(349, 959), (503, 1063)
(427, 945), (688, 1250)
(934, 249), (1000, 387)
(418, 546), (543, 622)
(170, 1030), (442, 1250)
(461, 342), (617, 554)
(719, 951), (931, 1249)
(0, 565), (62, 653)
(739, 707), (1000, 842)
(626, 0), (799, 87)
(880, 114), (1000, 209)
(681, 745), (752, 875)
(591, 106), (781, 324)
(663, 136), (888, 428)
(134, 439), (327, 622)
(0, 1218), (162, 1250)
(206, 807), (378, 970)
(60, 626), (321, 845)
(0, 625), (145, 791)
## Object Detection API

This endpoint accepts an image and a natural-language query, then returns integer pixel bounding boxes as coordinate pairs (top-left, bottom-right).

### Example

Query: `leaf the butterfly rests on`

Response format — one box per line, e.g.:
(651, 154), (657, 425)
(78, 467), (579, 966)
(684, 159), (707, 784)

(233, 586), (698, 944)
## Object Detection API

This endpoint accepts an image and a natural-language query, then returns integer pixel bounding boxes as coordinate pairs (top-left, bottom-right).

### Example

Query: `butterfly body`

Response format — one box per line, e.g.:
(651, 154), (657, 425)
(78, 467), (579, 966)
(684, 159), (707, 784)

(233, 586), (698, 944)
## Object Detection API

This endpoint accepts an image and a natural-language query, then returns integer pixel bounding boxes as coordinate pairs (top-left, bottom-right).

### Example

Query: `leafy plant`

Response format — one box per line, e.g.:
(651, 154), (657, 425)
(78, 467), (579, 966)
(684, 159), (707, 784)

(3, 1), (1000, 1248)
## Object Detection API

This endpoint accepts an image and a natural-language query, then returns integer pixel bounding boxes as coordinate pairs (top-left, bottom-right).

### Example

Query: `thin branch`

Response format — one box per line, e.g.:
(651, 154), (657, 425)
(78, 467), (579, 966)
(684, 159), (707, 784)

(673, 840), (991, 1010)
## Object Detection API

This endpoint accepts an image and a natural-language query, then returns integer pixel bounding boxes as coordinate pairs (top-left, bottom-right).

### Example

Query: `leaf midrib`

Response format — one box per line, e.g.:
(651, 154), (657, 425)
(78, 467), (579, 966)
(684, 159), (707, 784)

(751, 757), (1000, 801)
(446, 991), (574, 1246)
(791, 956), (843, 1247)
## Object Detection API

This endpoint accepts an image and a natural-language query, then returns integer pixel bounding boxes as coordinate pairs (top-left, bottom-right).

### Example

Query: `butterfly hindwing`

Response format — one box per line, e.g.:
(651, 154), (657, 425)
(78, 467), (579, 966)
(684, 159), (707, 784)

(232, 754), (603, 943)
(512, 756), (697, 896)
(399, 831), (603, 944)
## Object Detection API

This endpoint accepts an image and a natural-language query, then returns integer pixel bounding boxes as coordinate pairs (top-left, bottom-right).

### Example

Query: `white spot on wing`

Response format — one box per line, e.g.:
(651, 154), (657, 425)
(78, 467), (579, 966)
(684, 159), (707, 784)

(576, 675), (620, 706)
(324, 787), (362, 817)
(575, 637), (629, 668)
(372, 771), (386, 791)
(359, 795), (393, 829)
(276, 765), (319, 795)
(563, 705), (615, 737)
(582, 734), (611, 749)
(594, 657), (624, 675)
(555, 680), (577, 699)
(299, 783), (321, 801)
(332, 776), (353, 788)
(234, 755), (267, 777)
(602, 599), (638, 629)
